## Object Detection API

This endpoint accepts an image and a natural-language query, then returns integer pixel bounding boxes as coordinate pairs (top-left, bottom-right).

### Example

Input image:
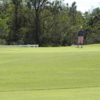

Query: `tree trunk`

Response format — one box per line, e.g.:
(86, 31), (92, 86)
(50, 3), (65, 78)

(35, 9), (39, 44)
(14, 5), (18, 41)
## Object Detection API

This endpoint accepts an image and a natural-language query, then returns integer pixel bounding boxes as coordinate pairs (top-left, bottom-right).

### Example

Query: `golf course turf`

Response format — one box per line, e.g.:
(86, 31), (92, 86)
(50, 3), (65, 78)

(0, 44), (100, 100)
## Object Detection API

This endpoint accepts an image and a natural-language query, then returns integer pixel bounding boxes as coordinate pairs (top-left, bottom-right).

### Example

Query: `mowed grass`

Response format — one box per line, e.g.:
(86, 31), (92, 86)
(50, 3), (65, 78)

(0, 44), (100, 100)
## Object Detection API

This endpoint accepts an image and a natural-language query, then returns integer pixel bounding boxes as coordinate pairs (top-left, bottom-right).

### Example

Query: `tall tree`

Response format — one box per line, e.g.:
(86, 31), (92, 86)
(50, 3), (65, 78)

(11, 0), (22, 41)
(27, 0), (51, 44)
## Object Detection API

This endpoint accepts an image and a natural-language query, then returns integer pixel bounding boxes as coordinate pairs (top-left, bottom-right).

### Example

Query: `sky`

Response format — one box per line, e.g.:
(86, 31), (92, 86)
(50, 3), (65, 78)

(63, 0), (100, 13)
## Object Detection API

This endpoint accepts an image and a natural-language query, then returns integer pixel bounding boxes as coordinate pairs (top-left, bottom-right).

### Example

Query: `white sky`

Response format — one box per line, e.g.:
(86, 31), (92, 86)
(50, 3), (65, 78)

(63, 0), (100, 13)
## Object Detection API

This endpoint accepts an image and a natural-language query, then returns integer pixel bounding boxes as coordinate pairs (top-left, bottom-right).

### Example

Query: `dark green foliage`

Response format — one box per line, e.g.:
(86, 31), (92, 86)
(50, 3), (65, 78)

(12, 0), (22, 5)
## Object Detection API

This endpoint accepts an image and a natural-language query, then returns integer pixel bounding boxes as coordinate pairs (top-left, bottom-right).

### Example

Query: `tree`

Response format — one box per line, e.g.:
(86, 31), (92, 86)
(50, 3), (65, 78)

(27, 0), (51, 45)
(0, 3), (9, 44)
(60, 2), (80, 46)
(12, 0), (22, 41)
(82, 7), (100, 44)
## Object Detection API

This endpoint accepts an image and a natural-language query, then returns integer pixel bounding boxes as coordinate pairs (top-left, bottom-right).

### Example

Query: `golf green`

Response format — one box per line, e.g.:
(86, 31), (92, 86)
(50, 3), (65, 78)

(0, 44), (100, 100)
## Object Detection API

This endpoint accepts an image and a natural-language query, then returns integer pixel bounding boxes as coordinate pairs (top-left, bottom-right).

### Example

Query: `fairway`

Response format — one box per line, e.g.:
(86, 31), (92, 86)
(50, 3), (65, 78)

(0, 44), (100, 100)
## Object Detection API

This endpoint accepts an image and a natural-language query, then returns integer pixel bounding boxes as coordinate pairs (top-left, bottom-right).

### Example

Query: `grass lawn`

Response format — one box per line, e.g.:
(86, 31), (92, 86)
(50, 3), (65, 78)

(0, 44), (100, 100)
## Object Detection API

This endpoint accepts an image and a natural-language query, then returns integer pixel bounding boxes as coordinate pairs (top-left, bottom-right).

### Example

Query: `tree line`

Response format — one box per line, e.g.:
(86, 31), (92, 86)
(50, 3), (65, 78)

(0, 0), (100, 46)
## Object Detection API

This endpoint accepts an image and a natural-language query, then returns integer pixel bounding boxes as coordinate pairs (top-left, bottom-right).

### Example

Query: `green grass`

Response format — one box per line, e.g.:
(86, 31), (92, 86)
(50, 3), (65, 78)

(0, 44), (100, 100)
